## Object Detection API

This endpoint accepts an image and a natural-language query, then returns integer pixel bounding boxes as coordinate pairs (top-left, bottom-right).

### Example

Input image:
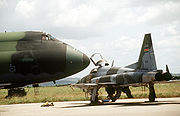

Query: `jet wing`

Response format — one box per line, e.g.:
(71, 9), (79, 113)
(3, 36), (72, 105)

(98, 80), (180, 87)
(73, 80), (180, 89)
(98, 82), (146, 87)
(72, 82), (146, 89)
(72, 83), (98, 89)
(154, 80), (180, 84)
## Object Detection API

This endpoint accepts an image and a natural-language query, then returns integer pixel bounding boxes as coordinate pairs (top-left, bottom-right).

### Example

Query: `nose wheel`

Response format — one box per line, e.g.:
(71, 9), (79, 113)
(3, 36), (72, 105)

(90, 86), (98, 104)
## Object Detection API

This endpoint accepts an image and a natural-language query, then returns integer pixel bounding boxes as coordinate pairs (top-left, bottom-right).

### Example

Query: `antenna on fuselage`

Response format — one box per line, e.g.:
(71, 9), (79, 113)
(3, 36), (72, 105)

(111, 60), (114, 67)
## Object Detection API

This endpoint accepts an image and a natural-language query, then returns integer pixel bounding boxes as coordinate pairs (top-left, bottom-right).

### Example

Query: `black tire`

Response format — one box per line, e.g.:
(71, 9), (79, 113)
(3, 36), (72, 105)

(149, 95), (155, 102)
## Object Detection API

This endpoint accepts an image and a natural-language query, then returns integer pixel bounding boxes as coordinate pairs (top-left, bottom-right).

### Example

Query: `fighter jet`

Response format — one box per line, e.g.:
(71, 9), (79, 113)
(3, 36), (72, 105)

(73, 33), (179, 104)
(0, 31), (90, 96)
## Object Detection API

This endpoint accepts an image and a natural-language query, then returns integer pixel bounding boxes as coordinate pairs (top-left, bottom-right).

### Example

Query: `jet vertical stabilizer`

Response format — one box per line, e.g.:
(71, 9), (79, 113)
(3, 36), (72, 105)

(126, 33), (157, 71)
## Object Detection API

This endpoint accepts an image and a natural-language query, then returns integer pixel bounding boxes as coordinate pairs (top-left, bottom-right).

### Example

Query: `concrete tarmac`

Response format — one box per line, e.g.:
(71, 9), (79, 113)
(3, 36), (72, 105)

(0, 97), (180, 116)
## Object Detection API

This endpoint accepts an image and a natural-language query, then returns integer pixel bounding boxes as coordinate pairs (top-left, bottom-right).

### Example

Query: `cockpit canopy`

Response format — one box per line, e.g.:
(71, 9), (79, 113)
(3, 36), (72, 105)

(41, 33), (57, 41)
(90, 53), (109, 67)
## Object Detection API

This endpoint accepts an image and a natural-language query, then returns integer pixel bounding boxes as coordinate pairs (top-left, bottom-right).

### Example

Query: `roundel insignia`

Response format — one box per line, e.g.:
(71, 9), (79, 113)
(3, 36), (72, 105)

(9, 64), (16, 73)
(144, 48), (149, 52)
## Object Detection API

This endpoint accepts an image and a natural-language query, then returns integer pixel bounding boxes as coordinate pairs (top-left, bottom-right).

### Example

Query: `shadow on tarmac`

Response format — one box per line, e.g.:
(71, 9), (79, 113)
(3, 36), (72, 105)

(59, 100), (180, 108)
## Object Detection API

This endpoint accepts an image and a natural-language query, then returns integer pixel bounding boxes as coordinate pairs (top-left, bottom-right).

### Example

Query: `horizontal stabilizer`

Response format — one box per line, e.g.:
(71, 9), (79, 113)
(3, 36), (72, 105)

(125, 62), (138, 69)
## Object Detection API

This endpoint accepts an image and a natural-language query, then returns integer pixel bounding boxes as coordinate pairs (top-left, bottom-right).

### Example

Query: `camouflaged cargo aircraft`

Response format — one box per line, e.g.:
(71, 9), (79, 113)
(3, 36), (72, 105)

(73, 33), (179, 104)
(0, 31), (90, 96)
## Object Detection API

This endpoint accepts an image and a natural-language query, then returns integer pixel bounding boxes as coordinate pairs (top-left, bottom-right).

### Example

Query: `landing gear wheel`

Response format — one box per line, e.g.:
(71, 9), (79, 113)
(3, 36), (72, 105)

(148, 83), (156, 102)
(105, 86), (115, 100)
(90, 95), (98, 104)
(90, 86), (99, 104)
(149, 95), (155, 102)
(122, 87), (133, 98)
(111, 90), (121, 102)
(105, 86), (121, 102)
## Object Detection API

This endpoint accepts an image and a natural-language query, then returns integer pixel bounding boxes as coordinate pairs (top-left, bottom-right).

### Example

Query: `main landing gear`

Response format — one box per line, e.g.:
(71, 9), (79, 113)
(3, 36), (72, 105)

(105, 86), (133, 102)
(89, 83), (157, 104)
(148, 83), (156, 102)
(6, 88), (27, 98)
(90, 86), (134, 104)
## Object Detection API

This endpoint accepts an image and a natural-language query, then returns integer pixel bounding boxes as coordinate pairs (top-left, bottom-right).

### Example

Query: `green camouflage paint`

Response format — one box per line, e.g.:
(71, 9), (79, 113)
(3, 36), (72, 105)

(0, 31), (90, 88)
(0, 32), (25, 74)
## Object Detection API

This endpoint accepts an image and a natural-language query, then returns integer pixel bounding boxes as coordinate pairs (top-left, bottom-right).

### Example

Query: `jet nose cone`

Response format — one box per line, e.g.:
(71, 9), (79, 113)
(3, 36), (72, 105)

(65, 45), (90, 76)
(83, 54), (90, 69)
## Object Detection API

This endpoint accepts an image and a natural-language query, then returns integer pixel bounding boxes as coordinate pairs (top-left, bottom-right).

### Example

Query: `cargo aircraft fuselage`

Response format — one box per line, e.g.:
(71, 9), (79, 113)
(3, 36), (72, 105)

(0, 31), (90, 89)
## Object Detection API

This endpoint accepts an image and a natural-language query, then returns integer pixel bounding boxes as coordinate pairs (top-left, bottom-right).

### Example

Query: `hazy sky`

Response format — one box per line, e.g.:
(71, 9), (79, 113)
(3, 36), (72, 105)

(0, 0), (180, 78)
